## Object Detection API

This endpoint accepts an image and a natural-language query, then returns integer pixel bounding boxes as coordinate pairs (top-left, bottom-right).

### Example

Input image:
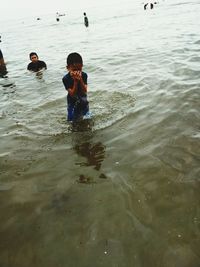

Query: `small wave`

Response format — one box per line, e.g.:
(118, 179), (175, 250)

(31, 97), (64, 111)
(172, 67), (200, 79)
(188, 56), (200, 62)
(90, 90), (136, 131)
(11, 90), (136, 135)
(0, 79), (15, 90)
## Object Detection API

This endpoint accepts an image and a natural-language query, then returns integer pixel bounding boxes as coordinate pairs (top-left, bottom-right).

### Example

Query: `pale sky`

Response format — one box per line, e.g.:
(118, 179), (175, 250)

(0, 0), (122, 21)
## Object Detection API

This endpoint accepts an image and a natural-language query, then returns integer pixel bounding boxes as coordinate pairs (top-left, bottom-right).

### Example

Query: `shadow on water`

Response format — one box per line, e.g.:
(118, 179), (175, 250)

(70, 119), (107, 183)
(0, 76), (15, 90)
(35, 70), (45, 81)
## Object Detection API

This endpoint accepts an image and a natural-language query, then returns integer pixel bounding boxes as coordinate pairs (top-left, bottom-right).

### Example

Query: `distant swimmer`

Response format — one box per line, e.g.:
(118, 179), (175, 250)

(56, 12), (60, 22)
(144, 2), (155, 10)
(27, 52), (47, 72)
(0, 49), (8, 77)
(83, 12), (89, 27)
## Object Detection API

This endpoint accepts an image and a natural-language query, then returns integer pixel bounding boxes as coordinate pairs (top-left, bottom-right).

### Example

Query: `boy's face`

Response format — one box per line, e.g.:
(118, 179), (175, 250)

(31, 55), (39, 63)
(67, 63), (82, 73)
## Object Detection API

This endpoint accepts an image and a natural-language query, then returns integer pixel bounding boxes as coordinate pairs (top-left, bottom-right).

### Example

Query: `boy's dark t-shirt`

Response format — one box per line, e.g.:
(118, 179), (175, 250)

(27, 60), (47, 72)
(62, 71), (88, 104)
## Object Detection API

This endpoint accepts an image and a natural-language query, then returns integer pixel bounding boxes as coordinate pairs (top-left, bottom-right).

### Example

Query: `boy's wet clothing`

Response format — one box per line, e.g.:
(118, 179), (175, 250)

(27, 60), (47, 72)
(62, 71), (89, 121)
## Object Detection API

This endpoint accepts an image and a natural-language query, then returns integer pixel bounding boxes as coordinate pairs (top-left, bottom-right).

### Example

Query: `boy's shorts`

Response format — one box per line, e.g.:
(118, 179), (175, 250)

(67, 96), (89, 121)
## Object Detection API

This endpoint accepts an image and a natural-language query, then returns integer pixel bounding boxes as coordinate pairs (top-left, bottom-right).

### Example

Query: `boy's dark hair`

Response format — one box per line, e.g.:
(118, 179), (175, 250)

(67, 52), (83, 66)
(29, 52), (38, 59)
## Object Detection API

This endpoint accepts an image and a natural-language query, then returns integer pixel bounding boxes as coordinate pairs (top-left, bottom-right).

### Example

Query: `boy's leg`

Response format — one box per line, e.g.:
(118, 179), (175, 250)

(69, 99), (82, 121)
(80, 97), (89, 116)
(73, 101), (82, 121)
(68, 97), (89, 121)
(67, 102), (74, 121)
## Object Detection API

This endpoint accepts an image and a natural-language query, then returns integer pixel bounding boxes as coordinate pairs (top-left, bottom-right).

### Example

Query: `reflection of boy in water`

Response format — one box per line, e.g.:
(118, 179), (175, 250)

(62, 52), (89, 121)
(27, 52), (47, 72)
(75, 142), (106, 171)
(0, 49), (8, 77)
(73, 133), (107, 183)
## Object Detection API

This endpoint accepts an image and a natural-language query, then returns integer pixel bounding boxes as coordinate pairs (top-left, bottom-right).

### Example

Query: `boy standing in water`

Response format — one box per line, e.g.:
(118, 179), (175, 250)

(62, 52), (89, 121)
(27, 52), (47, 72)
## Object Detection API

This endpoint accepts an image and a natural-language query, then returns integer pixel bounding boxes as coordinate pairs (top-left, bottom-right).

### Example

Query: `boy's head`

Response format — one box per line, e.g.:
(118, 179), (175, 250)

(29, 52), (39, 62)
(67, 52), (83, 72)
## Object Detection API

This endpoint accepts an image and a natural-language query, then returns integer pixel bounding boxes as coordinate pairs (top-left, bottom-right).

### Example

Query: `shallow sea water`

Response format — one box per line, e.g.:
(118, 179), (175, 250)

(0, 0), (200, 266)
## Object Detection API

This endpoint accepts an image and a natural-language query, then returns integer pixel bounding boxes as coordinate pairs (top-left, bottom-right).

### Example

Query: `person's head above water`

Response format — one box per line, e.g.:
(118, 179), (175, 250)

(29, 52), (39, 62)
(66, 52), (83, 71)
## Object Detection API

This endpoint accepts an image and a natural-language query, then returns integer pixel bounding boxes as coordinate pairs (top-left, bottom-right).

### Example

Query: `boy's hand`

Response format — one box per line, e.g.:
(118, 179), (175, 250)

(70, 70), (82, 80)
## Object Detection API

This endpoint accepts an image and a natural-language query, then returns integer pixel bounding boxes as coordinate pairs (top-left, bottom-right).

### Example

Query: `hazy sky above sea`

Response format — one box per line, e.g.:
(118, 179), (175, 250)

(0, 0), (136, 21)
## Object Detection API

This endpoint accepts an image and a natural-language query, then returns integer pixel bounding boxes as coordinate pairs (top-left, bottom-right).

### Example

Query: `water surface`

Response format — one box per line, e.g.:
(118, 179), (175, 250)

(0, 0), (200, 266)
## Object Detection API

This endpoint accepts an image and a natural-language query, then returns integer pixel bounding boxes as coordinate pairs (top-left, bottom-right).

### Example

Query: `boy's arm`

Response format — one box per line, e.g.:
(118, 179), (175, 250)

(69, 72), (87, 95)
(79, 77), (87, 93)
(75, 72), (88, 93)
(62, 75), (78, 97)
(68, 79), (78, 96)
(27, 63), (31, 70)
(62, 72), (88, 96)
